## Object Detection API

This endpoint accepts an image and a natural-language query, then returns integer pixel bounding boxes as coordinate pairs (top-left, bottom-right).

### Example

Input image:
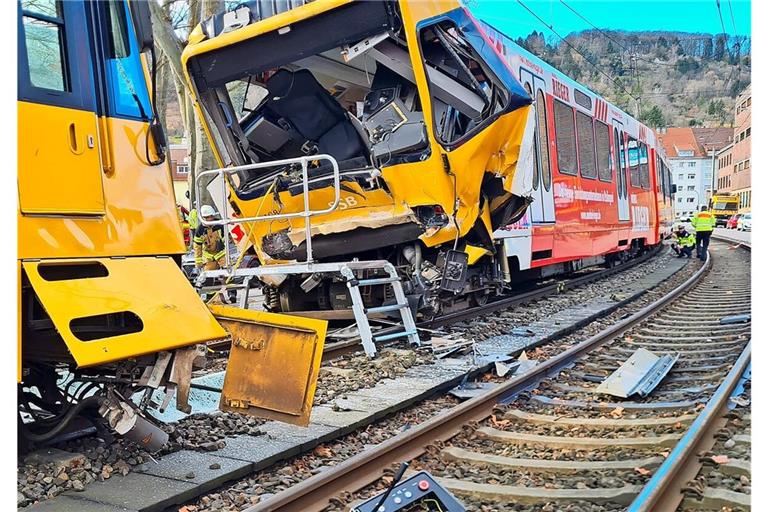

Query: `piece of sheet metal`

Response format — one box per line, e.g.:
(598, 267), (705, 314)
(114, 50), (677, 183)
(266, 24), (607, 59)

(595, 348), (678, 398)
(22, 257), (228, 367)
(719, 314), (751, 325)
(212, 305), (327, 427)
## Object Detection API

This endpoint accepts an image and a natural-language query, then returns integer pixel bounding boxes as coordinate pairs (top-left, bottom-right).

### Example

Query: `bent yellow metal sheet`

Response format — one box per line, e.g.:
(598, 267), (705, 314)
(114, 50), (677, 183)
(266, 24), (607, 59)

(22, 257), (227, 367)
(210, 305), (327, 427)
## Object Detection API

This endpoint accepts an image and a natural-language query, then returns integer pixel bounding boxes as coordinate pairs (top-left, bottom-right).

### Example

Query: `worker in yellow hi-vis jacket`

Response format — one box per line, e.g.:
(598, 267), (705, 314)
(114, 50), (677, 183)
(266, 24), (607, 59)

(691, 205), (715, 262)
(194, 205), (227, 270)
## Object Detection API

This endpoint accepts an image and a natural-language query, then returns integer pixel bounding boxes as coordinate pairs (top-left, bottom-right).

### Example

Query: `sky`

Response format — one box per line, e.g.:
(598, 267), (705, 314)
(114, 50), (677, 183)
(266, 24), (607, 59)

(468, 0), (752, 41)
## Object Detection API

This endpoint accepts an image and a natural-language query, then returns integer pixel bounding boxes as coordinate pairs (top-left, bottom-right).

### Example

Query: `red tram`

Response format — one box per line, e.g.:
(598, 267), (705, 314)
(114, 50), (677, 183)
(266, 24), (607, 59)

(481, 21), (675, 273)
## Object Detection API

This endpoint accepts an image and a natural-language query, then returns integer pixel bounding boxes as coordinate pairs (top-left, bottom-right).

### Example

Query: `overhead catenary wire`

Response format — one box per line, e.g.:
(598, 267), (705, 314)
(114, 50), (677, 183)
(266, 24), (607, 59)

(513, 0), (640, 103)
(558, 0), (677, 68)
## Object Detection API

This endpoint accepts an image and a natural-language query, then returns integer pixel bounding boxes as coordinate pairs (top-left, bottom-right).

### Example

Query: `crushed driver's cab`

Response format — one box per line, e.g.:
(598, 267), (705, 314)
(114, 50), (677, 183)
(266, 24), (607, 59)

(183, 0), (536, 319)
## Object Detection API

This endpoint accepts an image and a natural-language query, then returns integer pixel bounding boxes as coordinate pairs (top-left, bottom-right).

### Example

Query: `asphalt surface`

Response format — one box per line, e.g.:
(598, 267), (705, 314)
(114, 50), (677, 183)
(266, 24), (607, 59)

(714, 227), (751, 244)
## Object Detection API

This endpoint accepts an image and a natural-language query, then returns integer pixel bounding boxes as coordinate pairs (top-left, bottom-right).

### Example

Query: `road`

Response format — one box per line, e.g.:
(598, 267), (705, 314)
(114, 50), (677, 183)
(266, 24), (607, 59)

(714, 227), (751, 245)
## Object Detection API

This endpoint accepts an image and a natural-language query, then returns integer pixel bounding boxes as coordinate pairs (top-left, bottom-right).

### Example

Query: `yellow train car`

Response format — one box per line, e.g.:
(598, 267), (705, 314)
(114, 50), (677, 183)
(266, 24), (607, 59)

(18, 0), (326, 450)
(182, 0), (535, 315)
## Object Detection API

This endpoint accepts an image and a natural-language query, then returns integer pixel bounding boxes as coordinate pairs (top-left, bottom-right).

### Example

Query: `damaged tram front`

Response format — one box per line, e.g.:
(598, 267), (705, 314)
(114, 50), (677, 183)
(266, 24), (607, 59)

(183, 0), (535, 317)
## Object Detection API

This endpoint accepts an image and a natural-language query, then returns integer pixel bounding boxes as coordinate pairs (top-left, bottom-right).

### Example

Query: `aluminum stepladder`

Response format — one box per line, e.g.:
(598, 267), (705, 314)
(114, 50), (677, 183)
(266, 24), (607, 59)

(339, 261), (420, 357)
(194, 154), (420, 357)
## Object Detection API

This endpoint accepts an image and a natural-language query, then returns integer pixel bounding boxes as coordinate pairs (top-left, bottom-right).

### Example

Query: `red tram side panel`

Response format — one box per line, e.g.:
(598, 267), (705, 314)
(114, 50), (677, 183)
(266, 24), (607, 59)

(479, 21), (673, 272)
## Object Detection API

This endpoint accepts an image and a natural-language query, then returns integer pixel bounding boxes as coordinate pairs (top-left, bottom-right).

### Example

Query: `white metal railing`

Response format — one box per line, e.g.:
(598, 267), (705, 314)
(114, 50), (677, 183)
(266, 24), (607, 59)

(195, 154), (340, 268)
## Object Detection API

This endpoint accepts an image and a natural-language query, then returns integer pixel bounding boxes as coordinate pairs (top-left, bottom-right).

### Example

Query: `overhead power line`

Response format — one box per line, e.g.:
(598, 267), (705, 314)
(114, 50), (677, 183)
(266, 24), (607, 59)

(513, 0), (640, 104)
(558, 0), (677, 68)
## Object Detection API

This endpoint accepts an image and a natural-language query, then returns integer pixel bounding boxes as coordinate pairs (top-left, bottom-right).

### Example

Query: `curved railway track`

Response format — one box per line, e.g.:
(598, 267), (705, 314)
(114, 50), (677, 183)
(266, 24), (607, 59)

(320, 246), (662, 359)
(241, 239), (750, 512)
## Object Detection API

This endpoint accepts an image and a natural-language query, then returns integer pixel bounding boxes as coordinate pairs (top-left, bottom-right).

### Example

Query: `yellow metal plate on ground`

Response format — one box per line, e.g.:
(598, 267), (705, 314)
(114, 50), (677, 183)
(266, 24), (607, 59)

(22, 257), (228, 367)
(211, 305), (327, 427)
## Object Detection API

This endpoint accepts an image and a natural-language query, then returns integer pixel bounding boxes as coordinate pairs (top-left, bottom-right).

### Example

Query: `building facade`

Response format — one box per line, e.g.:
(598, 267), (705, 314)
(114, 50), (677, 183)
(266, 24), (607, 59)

(716, 143), (734, 192)
(656, 127), (733, 219)
(731, 85), (751, 212)
(168, 142), (190, 206)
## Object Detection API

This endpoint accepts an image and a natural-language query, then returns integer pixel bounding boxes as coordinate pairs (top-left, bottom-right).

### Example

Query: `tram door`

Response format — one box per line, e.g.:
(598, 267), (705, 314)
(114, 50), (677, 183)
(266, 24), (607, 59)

(520, 68), (555, 223)
(611, 119), (630, 222)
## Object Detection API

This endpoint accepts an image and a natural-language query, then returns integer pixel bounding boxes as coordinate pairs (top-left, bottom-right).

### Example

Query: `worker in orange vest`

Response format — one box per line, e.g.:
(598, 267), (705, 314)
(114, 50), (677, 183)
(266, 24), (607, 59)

(691, 205), (716, 261)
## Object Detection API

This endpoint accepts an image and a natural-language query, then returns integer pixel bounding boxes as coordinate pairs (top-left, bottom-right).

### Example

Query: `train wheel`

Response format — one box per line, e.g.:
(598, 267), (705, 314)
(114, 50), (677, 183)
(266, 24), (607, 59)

(470, 289), (490, 307)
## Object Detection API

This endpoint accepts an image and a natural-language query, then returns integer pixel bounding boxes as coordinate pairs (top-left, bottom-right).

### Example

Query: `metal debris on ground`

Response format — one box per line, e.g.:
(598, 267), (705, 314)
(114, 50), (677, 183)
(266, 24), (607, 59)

(428, 334), (474, 358)
(595, 347), (678, 398)
(719, 314), (751, 325)
(448, 381), (499, 400)
(513, 350), (538, 375)
(510, 327), (535, 337)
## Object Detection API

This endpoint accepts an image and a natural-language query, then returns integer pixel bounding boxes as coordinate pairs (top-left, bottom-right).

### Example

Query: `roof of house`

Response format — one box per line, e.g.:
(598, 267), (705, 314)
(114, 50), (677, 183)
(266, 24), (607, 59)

(655, 127), (733, 158)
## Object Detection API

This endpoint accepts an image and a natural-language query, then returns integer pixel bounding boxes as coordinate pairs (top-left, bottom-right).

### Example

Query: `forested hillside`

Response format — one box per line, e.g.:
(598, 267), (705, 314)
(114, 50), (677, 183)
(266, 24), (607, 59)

(510, 29), (750, 128)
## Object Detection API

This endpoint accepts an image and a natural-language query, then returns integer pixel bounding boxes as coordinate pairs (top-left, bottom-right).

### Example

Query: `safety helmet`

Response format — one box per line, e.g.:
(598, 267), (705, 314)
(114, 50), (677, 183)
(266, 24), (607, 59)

(200, 204), (217, 218)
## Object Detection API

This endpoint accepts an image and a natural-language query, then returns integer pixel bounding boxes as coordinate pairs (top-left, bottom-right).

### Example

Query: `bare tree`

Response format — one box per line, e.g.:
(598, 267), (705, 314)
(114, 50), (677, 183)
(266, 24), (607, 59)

(149, 0), (223, 208)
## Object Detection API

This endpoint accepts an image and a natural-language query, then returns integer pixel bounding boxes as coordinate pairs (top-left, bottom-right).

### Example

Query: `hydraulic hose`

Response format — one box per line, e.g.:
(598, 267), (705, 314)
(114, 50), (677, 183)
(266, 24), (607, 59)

(20, 396), (103, 442)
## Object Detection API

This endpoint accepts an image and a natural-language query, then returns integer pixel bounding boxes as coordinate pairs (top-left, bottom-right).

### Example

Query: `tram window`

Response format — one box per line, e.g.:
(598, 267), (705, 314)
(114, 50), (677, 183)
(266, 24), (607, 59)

(614, 128), (623, 197)
(595, 120), (611, 182)
(628, 138), (640, 188)
(619, 131), (628, 198)
(525, 83), (539, 190)
(554, 100), (577, 175)
(106, 0), (130, 59)
(536, 89), (552, 191)
(419, 20), (509, 146)
(103, 0), (152, 120)
(576, 111), (596, 179)
(21, 1), (68, 91)
(639, 142), (650, 189)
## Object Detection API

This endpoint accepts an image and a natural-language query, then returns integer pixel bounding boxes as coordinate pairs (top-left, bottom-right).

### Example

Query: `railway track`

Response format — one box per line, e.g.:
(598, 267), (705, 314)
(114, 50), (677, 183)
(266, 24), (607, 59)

(241, 239), (750, 512)
(209, 246), (662, 360)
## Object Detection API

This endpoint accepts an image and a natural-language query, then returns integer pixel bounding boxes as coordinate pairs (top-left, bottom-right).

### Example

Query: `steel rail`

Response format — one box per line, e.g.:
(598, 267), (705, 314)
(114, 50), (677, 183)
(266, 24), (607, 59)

(627, 339), (751, 512)
(243, 248), (711, 512)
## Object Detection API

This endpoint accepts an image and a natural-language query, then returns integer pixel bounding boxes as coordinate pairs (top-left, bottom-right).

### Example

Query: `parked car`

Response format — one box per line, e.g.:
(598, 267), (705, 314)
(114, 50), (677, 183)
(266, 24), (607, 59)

(737, 213), (751, 231)
(726, 214), (742, 229)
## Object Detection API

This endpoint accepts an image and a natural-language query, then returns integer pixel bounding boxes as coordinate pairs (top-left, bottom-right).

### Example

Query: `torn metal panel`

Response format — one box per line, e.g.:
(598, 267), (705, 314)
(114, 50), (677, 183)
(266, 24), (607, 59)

(595, 348), (678, 398)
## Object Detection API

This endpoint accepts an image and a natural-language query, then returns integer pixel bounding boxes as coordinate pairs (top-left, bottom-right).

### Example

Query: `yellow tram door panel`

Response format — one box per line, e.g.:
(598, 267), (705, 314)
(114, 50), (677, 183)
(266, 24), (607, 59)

(18, 102), (105, 215)
(21, 257), (227, 367)
(211, 305), (327, 427)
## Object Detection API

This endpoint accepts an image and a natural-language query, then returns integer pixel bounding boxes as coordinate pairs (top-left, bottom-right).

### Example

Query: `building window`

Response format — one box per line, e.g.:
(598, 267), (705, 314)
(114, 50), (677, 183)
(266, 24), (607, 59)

(737, 162), (743, 171)
(745, 159), (750, 169)
(687, 185), (695, 191)
(678, 174), (684, 180)
(687, 198), (695, 203)
(677, 197), (682, 203)
(177, 164), (189, 174)
(687, 173), (695, 179)
(746, 127), (751, 138)
(678, 162), (685, 168)
(688, 162), (696, 167)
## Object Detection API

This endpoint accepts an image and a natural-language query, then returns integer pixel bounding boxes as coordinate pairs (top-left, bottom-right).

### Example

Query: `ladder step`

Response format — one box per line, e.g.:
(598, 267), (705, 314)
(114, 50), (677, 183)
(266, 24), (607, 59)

(365, 303), (409, 314)
(356, 277), (399, 286)
(374, 329), (417, 342)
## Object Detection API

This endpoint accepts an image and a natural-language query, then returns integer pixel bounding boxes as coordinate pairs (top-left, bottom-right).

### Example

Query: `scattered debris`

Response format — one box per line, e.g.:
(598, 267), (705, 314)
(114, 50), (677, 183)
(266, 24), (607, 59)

(510, 327), (535, 337)
(729, 396), (751, 408)
(595, 348), (678, 398)
(428, 335), (474, 359)
(719, 314), (750, 325)
(448, 382), (499, 400)
(514, 351), (538, 375)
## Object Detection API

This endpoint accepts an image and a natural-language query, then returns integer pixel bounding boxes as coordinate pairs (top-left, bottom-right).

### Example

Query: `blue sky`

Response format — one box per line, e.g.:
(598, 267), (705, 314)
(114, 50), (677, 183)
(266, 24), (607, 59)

(469, 1), (751, 40)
